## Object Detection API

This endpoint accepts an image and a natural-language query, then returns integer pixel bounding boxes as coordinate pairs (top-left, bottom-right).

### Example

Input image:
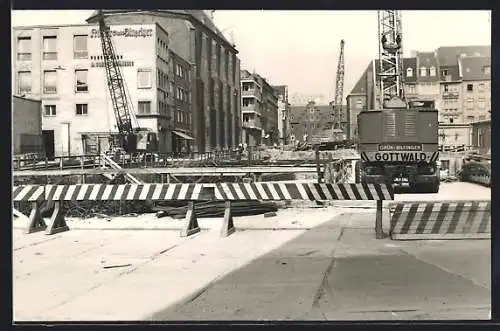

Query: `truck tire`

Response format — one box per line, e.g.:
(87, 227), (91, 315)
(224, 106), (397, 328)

(428, 183), (440, 193)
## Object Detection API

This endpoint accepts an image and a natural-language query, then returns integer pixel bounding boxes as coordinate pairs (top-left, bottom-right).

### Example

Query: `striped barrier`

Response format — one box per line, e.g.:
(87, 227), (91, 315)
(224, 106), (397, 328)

(12, 182), (394, 238)
(41, 182), (394, 202)
(390, 200), (491, 240)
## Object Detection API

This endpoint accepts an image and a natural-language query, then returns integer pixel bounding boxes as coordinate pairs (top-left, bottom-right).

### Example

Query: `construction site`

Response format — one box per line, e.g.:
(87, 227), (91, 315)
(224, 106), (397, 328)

(12, 9), (491, 321)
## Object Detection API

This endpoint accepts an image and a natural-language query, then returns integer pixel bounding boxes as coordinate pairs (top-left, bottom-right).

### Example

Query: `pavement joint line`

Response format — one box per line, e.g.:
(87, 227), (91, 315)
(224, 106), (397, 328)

(396, 247), (490, 290)
(38, 232), (203, 315)
(312, 217), (347, 309)
(13, 234), (62, 251)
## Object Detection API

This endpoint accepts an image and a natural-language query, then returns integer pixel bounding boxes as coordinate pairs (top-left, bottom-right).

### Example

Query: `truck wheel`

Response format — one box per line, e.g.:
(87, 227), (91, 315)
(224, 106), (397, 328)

(428, 183), (439, 193)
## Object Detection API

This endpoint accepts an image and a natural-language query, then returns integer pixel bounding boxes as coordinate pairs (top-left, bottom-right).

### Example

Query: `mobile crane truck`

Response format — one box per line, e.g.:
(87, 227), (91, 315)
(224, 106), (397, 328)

(356, 11), (440, 193)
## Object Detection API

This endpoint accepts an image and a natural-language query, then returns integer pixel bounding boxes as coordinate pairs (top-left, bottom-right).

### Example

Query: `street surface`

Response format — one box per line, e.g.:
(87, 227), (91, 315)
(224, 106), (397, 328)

(12, 182), (490, 321)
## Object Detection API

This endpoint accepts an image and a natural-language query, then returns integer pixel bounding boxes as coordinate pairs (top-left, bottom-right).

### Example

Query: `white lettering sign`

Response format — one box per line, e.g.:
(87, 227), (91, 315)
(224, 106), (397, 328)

(373, 152), (428, 162)
(91, 28), (153, 38)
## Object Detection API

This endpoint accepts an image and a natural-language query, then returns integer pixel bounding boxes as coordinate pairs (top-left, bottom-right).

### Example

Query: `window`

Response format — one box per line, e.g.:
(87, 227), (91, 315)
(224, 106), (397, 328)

(443, 84), (449, 92)
(478, 83), (485, 91)
(355, 100), (363, 109)
(73, 35), (88, 58)
(479, 115), (486, 121)
(75, 104), (88, 115)
(429, 66), (436, 77)
(137, 69), (152, 89)
(478, 98), (485, 109)
(483, 66), (491, 75)
(75, 69), (88, 92)
(43, 70), (57, 94)
(17, 37), (31, 60)
(18, 71), (31, 94)
(441, 69), (449, 76)
(467, 84), (473, 92)
(44, 105), (56, 116)
(467, 98), (474, 110)
(420, 67), (427, 77)
(137, 101), (151, 114)
(406, 68), (413, 77)
(467, 116), (475, 123)
(449, 118), (454, 123)
(43, 36), (57, 60)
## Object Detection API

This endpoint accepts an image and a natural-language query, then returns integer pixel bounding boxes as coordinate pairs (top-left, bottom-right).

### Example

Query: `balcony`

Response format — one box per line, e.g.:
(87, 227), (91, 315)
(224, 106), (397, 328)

(242, 105), (261, 116)
(242, 119), (262, 130)
(442, 91), (460, 99)
(242, 89), (262, 101)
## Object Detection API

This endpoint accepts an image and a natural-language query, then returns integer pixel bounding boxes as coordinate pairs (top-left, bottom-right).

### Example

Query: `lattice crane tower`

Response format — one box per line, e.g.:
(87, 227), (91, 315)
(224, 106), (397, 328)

(333, 39), (345, 130)
(377, 10), (405, 108)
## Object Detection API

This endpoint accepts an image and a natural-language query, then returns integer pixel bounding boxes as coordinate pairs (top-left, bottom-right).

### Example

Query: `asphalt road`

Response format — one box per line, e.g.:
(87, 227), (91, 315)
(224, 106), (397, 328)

(150, 213), (490, 321)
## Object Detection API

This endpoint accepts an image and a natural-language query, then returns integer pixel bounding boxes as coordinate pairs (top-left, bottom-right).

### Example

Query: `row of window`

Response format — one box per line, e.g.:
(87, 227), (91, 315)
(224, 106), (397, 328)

(174, 110), (192, 125)
(43, 101), (182, 117)
(17, 35), (88, 61)
(43, 104), (88, 117)
(175, 63), (189, 80)
(175, 87), (190, 103)
(406, 66), (491, 78)
(442, 115), (487, 124)
(17, 68), (154, 95)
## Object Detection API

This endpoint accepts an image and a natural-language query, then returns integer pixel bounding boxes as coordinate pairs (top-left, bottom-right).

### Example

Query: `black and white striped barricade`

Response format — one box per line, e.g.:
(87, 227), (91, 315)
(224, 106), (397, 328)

(12, 185), (47, 234)
(205, 182), (394, 238)
(389, 200), (491, 240)
(13, 182), (394, 238)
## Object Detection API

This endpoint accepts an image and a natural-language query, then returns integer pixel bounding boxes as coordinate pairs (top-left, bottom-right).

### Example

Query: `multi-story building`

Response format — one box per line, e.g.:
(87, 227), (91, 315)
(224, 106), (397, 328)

(170, 50), (194, 153)
(436, 46), (490, 124)
(272, 85), (290, 145)
(240, 70), (279, 146)
(87, 10), (241, 152)
(459, 56), (491, 123)
(288, 101), (344, 145)
(12, 22), (189, 157)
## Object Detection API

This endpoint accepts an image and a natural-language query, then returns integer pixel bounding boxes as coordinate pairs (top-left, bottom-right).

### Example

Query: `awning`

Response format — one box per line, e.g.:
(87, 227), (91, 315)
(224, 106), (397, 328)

(173, 131), (194, 140)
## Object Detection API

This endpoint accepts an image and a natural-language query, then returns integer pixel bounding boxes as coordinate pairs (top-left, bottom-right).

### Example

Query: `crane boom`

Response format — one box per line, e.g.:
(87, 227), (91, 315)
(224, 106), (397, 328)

(377, 10), (405, 108)
(97, 10), (135, 136)
(333, 39), (345, 130)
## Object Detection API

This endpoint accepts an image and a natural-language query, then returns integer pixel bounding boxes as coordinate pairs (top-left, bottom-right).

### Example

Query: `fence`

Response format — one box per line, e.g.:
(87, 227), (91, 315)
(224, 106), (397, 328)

(12, 182), (394, 238)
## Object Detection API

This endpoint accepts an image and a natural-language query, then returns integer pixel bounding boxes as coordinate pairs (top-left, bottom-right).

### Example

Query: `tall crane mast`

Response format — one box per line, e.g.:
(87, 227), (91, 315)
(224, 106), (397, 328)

(377, 10), (405, 108)
(97, 10), (137, 151)
(333, 39), (345, 130)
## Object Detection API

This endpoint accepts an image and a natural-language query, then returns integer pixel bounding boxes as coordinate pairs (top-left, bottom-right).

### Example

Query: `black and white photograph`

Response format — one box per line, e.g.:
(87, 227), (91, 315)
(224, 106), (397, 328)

(11, 9), (491, 321)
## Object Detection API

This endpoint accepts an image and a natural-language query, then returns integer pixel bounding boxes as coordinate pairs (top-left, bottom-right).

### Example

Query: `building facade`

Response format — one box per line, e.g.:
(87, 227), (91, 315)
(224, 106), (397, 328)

(272, 85), (290, 145)
(346, 45), (491, 141)
(87, 10), (241, 152)
(289, 101), (338, 145)
(459, 56), (491, 123)
(240, 70), (279, 147)
(12, 22), (196, 157)
(12, 95), (43, 156)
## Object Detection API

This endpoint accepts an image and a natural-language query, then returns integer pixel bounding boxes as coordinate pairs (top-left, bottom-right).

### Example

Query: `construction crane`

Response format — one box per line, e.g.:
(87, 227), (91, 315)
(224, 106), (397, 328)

(97, 9), (157, 154)
(377, 10), (405, 108)
(332, 39), (345, 131)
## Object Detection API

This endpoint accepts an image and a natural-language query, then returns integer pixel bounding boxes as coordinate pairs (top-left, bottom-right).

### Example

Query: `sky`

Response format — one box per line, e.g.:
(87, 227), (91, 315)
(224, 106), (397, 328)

(12, 10), (491, 103)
